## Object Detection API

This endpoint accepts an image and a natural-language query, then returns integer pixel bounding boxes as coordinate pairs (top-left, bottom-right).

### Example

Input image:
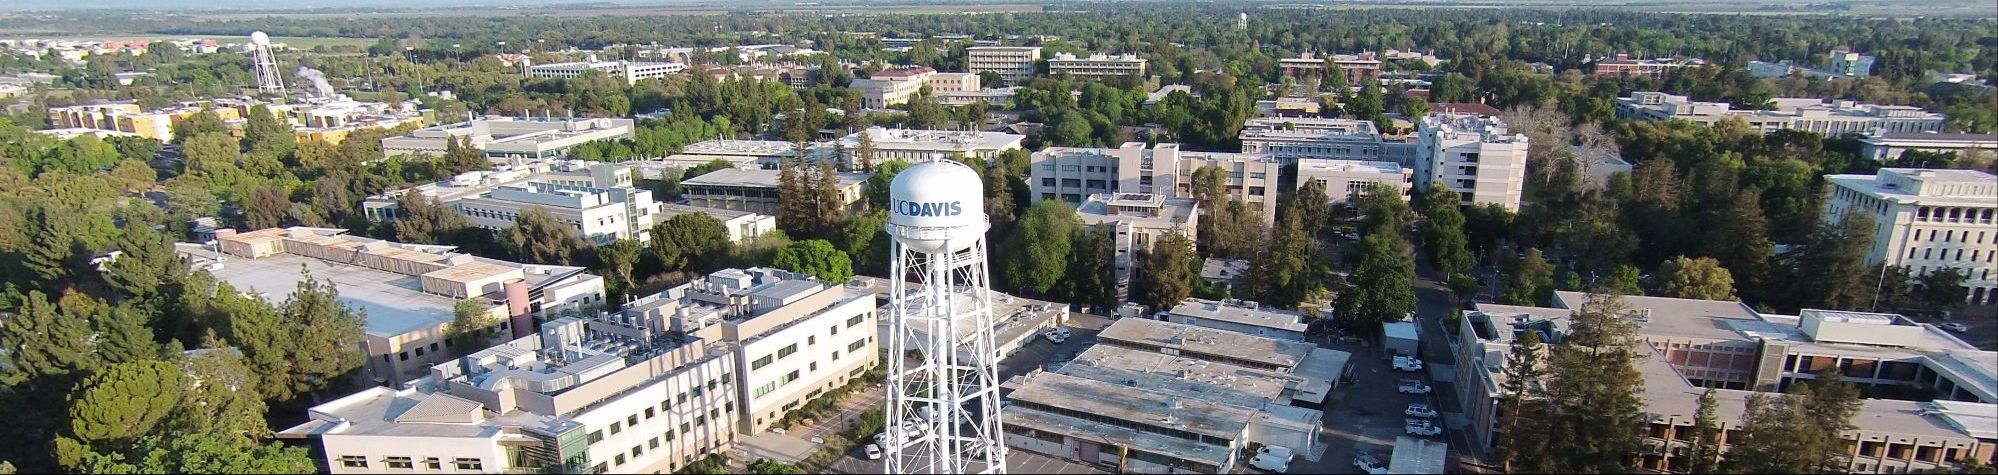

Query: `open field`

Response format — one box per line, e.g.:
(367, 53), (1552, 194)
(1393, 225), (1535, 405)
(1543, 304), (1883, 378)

(0, 33), (376, 48)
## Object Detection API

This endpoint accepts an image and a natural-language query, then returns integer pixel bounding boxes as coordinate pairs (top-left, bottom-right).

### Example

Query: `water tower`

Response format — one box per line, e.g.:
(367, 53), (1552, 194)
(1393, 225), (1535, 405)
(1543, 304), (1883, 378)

(249, 31), (285, 97)
(883, 159), (1008, 474)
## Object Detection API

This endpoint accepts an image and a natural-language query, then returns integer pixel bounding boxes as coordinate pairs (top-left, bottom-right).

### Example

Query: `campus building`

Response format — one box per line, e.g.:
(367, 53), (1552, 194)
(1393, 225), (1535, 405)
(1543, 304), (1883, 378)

(1857, 132), (1998, 163)
(1047, 52), (1148, 79)
(1277, 51), (1384, 86)
(1237, 117), (1413, 165)
(280, 312), (739, 474)
(1614, 92), (1946, 136)
(1590, 53), (1703, 79)
(966, 46), (1042, 86)
(524, 57), (687, 85)
(362, 161), (656, 245)
(1295, 158), (1413, 205)
(1160, 298), (1310, 342)
(1823, 168), (1998, 305)
(176, 227), (607, 388)
(1456, 292), (1998, 473)
(621, 268), (880, 435)
(678, 168), (869, 216)
(1414, 113), (1530, 211)
(382, 117), (636, 161)
(999, 318), (1350, 474)
(1076, 193), (1199, 302)
(834, 127), (1026, 164)
(1030, 142), (1282, 224)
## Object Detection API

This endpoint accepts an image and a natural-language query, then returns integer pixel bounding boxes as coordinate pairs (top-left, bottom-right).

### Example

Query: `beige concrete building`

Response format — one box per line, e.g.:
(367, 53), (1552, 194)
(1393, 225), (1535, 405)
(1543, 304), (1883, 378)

(382, 117), (635, 161)
(177, 227), (606, 389)
(524, 57), (686, 85)
(1414, 113), (1530, 211)
(1047, 52), (1147, 80)
(622, 268), (880, 435)
(1615, 92), (1945, 136)
(1161, 298), (1310, 341)
(1238, 117), (1408, 165)
(1030, 142), (1282, 224)
(282, 313), (739, 474)
(834, 126), (1025, 164)
(1824, 168), (1998, 305)
(1456, 292), (1998, 473)
(362, 161), (656, 246)
(1076, 193), (1199, 302)
(679, 168), (868, 216)
(967, 46), (1042, 86)
(1295, 158), (1413, 205)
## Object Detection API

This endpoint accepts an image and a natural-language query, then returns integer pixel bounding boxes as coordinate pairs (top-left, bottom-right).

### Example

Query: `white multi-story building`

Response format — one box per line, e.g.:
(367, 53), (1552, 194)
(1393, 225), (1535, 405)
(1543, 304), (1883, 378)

(1414, 113), (1529, 211)
(835, 126), (1025, 164)
(1077, 193), (1199, 302)
(966, 46), (1041, 85)
(679, 168), (869, 216)
(851, 66), (937, 109)
(1030, 142), (1282, 224)
(1238, 117), (1411, 165)
(281, 313), (739, 474)
(1615, 92), (1946, 136)
(1858, 132), (1998, 163)
(1047, 52), (1147, 79)
(1824, 168), (1998, 305)
(177, 227), (607, 389)
(382, 117), (636, 161)
(525, 56), (687, 85)
(657, 204), (777, 244)
(1295, 158), (1413, 205)
(362, 161), (656, 245)
(621, 268), (880, 435)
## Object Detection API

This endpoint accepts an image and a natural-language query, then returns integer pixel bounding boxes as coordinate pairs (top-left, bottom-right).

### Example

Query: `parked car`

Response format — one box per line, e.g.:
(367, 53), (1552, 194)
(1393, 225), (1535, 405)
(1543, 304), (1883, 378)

(1405, 403), (1438, 418)
(1353, 452), (1389, 474)
(1939, 322), (1969, 332)
(863, 443), (883, 460)
(1398, 380), (1434, 395)
(1052, 326), (1072, 339)
(1392, 355), (1425, 372)
(1248, 445), (1294, 473)
(1405, 419), (1443, 437)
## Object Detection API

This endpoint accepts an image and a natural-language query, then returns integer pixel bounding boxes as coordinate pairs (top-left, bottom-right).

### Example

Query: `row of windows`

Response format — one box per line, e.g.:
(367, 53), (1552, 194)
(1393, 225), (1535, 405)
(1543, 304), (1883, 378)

(337, 456), (480, 471)
(1912, 228), (1992, 244)
(1915, 206), (1995, 224)
(1905, 247), (1996, 266)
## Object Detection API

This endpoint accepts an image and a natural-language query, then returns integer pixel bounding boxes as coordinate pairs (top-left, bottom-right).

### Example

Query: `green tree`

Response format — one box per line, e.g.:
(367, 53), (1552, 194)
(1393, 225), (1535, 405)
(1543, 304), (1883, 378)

(446, 300), (501, 351)
(1419, 185), (1474, 278)
(273, 277), (367, 402)
(1725, 372), (1863, 474)
(391, 194), (470, 245)
(853, 132), (878, 172)
(62, 360), (187, 455)
(598, 238), (642, 288)
(747, 458), (807, 475)
(983, 159), (1017, 231)
(439, 135), (488, 175)
(1005, 200), (1079, 296)
(838, 210), (889, 276)
(811, 160), (848, 238)
(1533, 293), (1646, 473)
(776, 156), (811, 237)
(1604, 265), (1644, 296)
(648, 213), (734, 273)
(772, 239), (854, 283)
(1496, 330), (1545, 473)
(1064, 227), (1118, 310)
(1334, 233), (1416, 331)
(862, 159), (912, 209)
(1247, 212), (1319, 308)
(505, 206), (592, 266)
(1685, 388), (1724, 475)
(1136, 232), (1197, 312)
(1917, 268), (1970, 311)
(240, 105), (295, 157)
(1780, 211), (1876, 310)
(245, 186), (288, 230)
(1503, 248), (1555, 306)
(81, 433), (314, 475)
(1656, 256), (1737, 301)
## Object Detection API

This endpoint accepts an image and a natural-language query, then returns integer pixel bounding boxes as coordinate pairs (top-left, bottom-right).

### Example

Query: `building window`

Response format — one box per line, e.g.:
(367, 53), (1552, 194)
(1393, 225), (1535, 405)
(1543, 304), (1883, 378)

(629, 415), (640, 426)
(849, 339), (867, 352)
(645, 408), (656, 419)
(680, 422), (691, 434)
(453, 458), (483, 471)
(632, 446), (643, 458)
(778, 344), (798, 358)
(610, 421), (622, 435)
(810, 362), (819, 372)
(614, 454), (626, 466)
(752, 355), (774, 370)
(424, 458), (442, 470)
(650, 437), (661, 449)
(339, 456), (368, 469)
(589, 430), (605, 443)
(385, 457), (414, 469)
(847, 315), (864, 327)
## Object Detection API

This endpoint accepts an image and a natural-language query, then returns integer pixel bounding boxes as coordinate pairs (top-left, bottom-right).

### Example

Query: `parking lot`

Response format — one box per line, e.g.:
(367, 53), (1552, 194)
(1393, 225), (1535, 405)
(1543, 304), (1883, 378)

(1285, 332), (1453, 475)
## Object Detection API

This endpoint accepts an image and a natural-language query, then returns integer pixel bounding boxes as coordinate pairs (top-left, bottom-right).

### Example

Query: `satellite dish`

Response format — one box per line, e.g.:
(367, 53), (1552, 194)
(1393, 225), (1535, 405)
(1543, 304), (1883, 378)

(250, 31), (271, 46)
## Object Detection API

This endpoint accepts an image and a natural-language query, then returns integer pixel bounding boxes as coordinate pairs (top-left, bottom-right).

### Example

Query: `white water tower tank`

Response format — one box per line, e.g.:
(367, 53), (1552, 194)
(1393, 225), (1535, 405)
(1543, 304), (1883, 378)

(887, 159), (986, 253)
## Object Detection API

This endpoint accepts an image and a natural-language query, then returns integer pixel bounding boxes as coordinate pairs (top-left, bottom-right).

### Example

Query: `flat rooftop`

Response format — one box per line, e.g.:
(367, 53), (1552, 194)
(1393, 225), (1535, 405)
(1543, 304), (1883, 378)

(1298, 159), (1405, 175)
(1005, 370), (1250, 440)
(680, 139), (799, 157)
(1001, 405), (1232, 467)
(1096, 318), (1313, 369)
(840, 127), (1024, 152)
(681, 168), (868, 189)
(1166, 299), (1309, 333)
(178, 244), (457, 338)
(659, 203), (760, 220)
(1552, 291), (1761, 341)
(1061, 344), (1294, 406)
(1640, 346), (1995, 442)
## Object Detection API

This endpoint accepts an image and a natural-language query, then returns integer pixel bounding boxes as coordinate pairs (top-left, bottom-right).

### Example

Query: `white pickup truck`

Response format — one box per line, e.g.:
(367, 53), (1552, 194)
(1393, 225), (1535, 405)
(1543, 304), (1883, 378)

(1398, 380), (1434, 395)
